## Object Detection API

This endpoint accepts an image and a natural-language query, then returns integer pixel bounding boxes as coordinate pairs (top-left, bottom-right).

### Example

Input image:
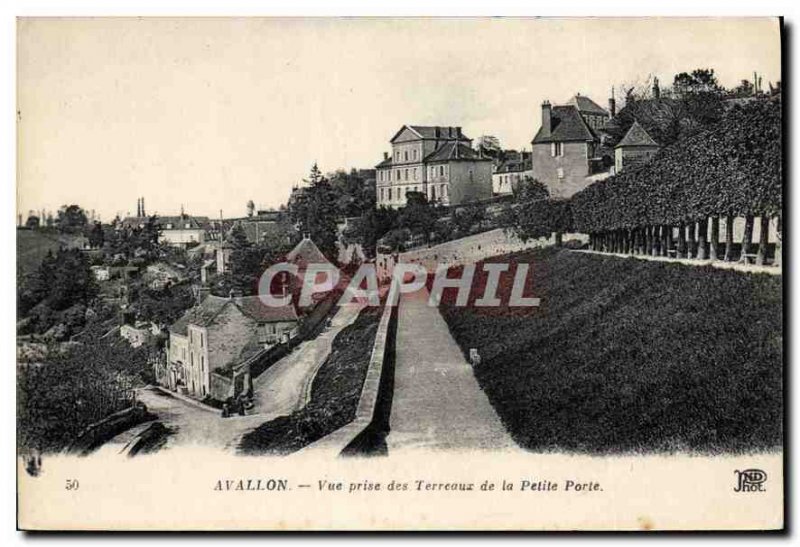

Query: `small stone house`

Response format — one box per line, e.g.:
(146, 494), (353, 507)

(165, 295), (299, 400)
(614, 121), (660, 173)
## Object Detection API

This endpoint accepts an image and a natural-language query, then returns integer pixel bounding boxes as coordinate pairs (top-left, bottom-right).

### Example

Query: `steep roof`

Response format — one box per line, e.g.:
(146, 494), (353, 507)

(157, 216), (210, 230)
(424, 142), (490, 163)
(389, 125), (471, 143)
(616, 121), (659, 148)
(169, 295), (229, 335)
(235, 296), (299, 323)
(566, 94), (609, 116)
(169, 294), (299, 335)
(531, 105), (597, 144)
(495, 156), (532, 174)
(375, 156), (393, 169)
(286, 237), (332, 267)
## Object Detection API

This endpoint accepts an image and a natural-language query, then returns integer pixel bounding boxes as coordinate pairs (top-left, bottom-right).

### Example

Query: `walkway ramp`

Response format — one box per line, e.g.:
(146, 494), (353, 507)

(387, 288), (517, 452)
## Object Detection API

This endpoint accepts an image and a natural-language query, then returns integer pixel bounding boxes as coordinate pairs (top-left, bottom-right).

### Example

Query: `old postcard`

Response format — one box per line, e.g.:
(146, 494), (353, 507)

(16, 16), (783, 531)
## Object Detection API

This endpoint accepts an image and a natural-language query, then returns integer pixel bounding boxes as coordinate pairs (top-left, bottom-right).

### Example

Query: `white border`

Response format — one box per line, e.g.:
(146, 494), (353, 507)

(3, 1), (795, 544)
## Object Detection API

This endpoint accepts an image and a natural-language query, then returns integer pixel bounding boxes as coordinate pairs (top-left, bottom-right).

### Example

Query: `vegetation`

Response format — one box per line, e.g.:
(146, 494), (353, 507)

(239, 306), (381, 455)
(438, 248), (782, 454)
(572, 99), (782, 233)
(18, 337), (151, 453)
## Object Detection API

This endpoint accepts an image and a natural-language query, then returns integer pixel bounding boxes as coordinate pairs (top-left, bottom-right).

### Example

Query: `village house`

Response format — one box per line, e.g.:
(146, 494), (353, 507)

(492, 150), (533, 195)
(530, 94), (615, 198)
(375, 125), (493, 208)
(614, 120), (660, 173)
(120, 199), (210, 249)
(120, 321), (161, 348)
(164, 294), (299, 400)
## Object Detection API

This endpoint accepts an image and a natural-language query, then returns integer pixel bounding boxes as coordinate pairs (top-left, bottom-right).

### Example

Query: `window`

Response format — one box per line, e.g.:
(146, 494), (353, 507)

(431, 186), (437, 199)
(404, 150), (409, 162)
(414, 168), (418, 180)
(557, 167), (565, 180)
(200, 333), (204, 347)
(380, 188), (385, 201)
(166, 223), (173, 229)
(439, 165), (445, 177)
(201, 355), (205, 372)
(442, 185), (447, 198)
(405, 169), (409, 181)
(551, 142), (563, 157)
(388, 188), (393, 200)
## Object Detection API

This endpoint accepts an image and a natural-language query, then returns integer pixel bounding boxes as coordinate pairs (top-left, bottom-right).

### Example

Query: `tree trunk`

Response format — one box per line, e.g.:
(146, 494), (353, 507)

(775, 215), (782, 268)
(667, 225), (674, 257)
(697, 218), (708, 260)
(650, 226), (658, 256)
(687, 222), (696, 259)
(724, 212), (734, 261)
(756, 216), (769, 265)
(709, 216), (719, 261)
(677, 222), (686, 258)
(554, 231), (563, 248)
(741, 214), (754, 262)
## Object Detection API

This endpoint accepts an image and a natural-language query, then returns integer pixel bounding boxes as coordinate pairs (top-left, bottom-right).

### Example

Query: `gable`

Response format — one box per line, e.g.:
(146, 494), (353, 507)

(390, 126), (424, 144)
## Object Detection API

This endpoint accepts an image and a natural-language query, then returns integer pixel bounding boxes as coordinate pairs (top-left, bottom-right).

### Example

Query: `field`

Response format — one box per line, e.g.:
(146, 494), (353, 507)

(238, 306), (381, 455)
(437, 248), (783, 454)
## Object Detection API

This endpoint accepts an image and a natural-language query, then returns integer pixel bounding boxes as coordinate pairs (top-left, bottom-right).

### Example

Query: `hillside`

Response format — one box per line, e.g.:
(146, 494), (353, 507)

(17, 229), (87, 277)
(438, 248), (783, 454)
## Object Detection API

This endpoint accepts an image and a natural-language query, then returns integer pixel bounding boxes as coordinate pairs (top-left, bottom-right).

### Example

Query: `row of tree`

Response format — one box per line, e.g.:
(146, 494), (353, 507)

(571, 99), (781, 233)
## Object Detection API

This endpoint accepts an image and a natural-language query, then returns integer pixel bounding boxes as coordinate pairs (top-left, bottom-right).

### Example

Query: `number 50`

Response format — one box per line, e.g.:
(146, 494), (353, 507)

(65, 479), (79, 491)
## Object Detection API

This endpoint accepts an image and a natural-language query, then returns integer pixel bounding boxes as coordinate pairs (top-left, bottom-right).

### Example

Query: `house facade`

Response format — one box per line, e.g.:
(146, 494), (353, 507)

(530, 95), (613, 198)
(492, 151), (533, 195)
(375, 125), (493, 208)
(165, 295), (299, 400)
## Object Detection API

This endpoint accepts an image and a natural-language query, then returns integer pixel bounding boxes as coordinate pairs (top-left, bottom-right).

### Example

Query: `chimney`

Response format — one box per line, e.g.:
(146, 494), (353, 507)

(384, 152), (389, 160)
(456, 126), (462, 139)
(541, 101), (552, 137)
(448, 127), (453, 138)
(652, 77), (661, 99)
(608, 89), (616, 118)
(434, 127), (440, 139)
(136, 198), (141, 217)
(141, 197), (146, 217)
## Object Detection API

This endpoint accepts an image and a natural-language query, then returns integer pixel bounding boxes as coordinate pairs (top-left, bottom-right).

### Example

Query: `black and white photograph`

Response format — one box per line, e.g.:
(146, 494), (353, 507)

(13, 14), (784, 531)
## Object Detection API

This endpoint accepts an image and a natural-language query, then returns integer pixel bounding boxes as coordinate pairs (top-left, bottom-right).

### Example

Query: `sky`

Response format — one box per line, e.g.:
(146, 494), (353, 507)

(17, 17), (781, 221)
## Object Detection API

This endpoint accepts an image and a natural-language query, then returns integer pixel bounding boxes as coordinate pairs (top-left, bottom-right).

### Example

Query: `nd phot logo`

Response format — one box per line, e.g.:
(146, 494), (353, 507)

(733, 469), (767, 493)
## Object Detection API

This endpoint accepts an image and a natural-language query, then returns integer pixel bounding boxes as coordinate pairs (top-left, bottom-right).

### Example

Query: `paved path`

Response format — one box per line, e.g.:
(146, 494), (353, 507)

(253, 303), (364, 417)
(95, 304), (365, 455)
(386, 288), (517, 452)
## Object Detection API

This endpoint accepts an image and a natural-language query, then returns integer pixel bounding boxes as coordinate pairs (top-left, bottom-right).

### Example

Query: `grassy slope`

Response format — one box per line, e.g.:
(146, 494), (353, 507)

(17, 230), (85, 277)
(239, 306), (381, 455)
(439, 248), (783, 454)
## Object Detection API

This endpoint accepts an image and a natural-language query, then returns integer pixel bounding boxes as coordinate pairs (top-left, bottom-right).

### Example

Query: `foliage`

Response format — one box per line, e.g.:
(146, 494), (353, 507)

(328, 168), (376, 218)
(133, 283), (195, 326)
(18, 248), (98, 324)
(88, 221), (105, 249)
(108, 216), (162, 261)
(571, 99), (782, 233)
(355, 206), (400, 257)
(56, 204), (88, 234)
(513, 199), (573, 241)
(17, 338), (150, 453)
(398, 192), (438, 243)
(288, 164), (340, 259)
(439, 248), (783, 454)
